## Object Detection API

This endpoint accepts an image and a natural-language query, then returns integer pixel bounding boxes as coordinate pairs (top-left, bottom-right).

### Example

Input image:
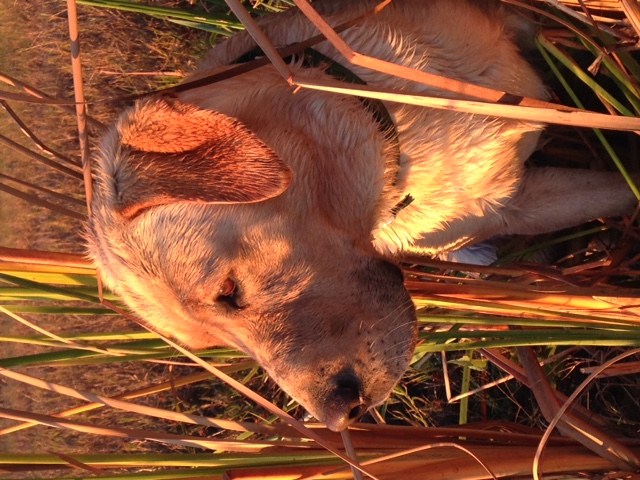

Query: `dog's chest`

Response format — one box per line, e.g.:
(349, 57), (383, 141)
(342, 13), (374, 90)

(372, 105), (544, 256)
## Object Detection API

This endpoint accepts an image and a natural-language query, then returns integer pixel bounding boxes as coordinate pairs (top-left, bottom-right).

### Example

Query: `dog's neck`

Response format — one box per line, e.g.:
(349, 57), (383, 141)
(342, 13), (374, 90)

(231, 46), (410, 215)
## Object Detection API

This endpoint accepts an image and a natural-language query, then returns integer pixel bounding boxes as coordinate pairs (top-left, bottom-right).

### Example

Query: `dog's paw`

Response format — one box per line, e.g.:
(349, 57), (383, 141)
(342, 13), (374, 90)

(445, 243), (498, 266)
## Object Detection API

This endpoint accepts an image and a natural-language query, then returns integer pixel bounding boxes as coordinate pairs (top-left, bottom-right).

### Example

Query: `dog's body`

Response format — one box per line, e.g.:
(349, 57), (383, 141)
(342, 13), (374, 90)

(87, 0), (638, 431)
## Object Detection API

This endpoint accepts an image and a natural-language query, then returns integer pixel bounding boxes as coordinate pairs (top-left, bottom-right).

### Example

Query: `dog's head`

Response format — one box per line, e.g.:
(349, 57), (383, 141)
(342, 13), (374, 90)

(87, 96), (417, 431)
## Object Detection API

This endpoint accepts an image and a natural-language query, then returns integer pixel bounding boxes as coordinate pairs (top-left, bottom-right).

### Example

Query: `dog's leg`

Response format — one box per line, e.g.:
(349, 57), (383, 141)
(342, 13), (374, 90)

(500, 168), (639, 235)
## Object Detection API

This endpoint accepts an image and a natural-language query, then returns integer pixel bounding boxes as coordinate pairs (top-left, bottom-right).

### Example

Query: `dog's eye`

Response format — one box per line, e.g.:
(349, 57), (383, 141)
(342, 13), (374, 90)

(219, 278), (236, 297)
(216, 278), (244, 310)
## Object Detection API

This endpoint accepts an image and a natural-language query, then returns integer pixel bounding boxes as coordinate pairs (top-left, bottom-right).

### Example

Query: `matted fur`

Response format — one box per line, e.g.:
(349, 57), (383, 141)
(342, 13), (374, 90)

(87, 0), (639, 431)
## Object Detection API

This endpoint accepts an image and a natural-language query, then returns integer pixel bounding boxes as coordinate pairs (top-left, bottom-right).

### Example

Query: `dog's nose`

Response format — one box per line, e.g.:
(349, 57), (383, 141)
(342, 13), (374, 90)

(323, 371), (371, 432)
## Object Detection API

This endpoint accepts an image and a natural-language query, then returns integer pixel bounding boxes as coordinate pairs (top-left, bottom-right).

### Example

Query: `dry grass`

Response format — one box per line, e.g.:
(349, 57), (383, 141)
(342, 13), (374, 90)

(0, 0), (213, 466)
(1, 0), (640, 478)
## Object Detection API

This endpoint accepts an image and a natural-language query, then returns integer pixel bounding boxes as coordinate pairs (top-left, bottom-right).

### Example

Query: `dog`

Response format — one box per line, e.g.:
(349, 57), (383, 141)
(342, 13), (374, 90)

(86, 0), (639, 432)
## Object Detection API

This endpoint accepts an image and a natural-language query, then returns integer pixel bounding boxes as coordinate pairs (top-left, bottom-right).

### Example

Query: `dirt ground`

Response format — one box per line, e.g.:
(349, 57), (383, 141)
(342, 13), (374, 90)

(0, 0), (211, 464)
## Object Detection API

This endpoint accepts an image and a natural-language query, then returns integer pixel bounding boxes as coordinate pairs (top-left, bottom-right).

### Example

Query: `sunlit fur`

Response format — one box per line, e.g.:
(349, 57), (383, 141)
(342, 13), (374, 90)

(87, 0), (639, 431)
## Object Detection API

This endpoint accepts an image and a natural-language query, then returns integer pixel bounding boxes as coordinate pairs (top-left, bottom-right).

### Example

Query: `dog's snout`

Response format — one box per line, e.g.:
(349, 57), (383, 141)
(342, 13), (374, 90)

(323, 371), (371, 432)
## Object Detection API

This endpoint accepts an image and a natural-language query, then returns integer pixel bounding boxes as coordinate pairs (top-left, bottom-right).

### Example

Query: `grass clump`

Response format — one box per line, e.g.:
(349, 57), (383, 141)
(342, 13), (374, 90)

(1, 0), (640, 478)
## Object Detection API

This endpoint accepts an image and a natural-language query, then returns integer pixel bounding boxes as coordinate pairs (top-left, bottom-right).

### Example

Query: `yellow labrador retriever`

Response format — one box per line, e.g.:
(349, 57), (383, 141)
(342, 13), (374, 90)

(87, 0), (638, 431)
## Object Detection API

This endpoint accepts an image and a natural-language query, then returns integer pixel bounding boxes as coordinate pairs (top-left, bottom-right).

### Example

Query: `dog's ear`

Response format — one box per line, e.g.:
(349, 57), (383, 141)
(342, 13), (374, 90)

(113, 97), (292, 219)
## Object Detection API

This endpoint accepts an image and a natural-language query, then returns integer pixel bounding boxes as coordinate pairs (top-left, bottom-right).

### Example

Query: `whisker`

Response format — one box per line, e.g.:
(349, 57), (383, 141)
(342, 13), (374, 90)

(369, 298), (415, 330)
(368, 302), (416, 351)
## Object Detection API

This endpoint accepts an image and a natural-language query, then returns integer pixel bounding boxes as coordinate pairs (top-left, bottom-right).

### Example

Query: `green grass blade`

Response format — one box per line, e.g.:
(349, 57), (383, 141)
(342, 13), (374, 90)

(537, 34), (640, 200)
(537, 34), (634, 117)
(417, 312), (640, 330)
(0, 343), (248, 367)
(578, 34), (640, 113)
(495, 225), (609, 265)
(76, 0), (246, 33)
(459, 354), (471, 425)
(1, 305), (115, 314)
(3, 331), (157, 342)
(0, 273), (103, 303)
(0, 270), (98, 286)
